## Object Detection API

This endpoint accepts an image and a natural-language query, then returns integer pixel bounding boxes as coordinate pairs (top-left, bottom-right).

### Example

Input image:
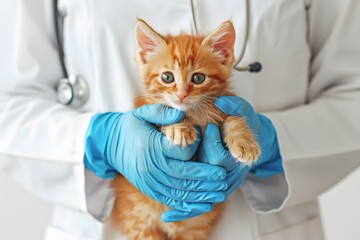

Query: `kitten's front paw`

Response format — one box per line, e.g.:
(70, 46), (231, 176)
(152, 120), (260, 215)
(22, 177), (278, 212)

(225, 134), (260, 166)
(162, 123), (197, 147)
(223, 116), (260, 166)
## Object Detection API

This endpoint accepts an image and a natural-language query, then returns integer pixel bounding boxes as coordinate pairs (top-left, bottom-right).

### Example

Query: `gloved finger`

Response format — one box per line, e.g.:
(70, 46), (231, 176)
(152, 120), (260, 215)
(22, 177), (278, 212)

(156, 173), (228, 191)
(225, 164), (250, 196)
(159, 158), (227, 181)
(161, 209), (207, 222)
(160, 126), (201, 161)
(132, 104), (184, 125)
(154, 193), (213, 213)
(198, 123), (237, 172)
(214, 96), (253, 117)
(156, 183), (226, 203)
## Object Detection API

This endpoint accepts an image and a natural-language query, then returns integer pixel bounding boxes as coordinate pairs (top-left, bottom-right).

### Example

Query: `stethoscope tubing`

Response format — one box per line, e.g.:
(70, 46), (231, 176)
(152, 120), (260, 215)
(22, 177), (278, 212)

(53, 0), (68, 78)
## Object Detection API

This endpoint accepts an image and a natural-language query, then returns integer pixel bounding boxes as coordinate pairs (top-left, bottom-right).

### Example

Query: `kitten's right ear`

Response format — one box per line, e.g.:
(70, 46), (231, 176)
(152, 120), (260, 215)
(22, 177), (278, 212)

(135, 19), (166, 64)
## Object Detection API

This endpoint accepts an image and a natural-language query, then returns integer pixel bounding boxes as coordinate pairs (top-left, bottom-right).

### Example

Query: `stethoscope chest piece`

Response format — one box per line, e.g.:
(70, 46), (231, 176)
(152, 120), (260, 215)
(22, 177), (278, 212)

(56, 75), (89, 108)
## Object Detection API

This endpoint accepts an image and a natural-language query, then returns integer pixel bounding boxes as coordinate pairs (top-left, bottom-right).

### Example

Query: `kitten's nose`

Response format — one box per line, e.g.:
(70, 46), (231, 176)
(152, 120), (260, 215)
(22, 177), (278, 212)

(177, 92), (188, 102)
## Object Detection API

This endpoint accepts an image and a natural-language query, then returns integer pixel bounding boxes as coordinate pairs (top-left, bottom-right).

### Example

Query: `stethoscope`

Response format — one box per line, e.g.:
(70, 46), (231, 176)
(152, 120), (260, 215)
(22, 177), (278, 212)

(53, 0), (89, 108)
(54, 0), (261, 108)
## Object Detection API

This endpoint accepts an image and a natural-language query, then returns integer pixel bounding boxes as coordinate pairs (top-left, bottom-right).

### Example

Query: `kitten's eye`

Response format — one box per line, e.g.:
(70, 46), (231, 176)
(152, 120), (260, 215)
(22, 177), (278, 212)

(161, 72), (175, 83)
(192, 73), (206, 84)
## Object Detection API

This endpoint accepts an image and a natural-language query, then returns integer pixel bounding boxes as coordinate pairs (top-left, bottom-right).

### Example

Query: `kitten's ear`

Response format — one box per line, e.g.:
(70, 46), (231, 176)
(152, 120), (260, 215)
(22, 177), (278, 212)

(135, 19), (166, 64)
(202, 21), (235, 64)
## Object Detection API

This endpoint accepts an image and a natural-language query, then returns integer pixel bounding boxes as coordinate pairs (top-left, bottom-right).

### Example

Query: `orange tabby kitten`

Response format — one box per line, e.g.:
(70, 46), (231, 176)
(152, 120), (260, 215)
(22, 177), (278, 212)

(110, 19), (260, 240)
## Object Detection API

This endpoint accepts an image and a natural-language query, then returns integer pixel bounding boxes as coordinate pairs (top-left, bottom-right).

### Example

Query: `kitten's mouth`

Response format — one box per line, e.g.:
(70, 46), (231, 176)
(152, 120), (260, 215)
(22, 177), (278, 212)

(168, 102), (191, 111)
(164, 94), (198, 111)
(165, 98), (191, 111)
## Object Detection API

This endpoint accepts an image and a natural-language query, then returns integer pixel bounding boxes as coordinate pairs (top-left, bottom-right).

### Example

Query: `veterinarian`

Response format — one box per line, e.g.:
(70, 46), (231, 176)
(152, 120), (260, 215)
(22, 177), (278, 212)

(1, 0), (360, 239)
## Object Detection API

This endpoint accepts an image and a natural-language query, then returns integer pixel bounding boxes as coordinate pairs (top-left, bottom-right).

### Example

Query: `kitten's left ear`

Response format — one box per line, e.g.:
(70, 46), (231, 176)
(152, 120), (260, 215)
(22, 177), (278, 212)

(202, 21), (235, 64)
(135, 19), (166, 64)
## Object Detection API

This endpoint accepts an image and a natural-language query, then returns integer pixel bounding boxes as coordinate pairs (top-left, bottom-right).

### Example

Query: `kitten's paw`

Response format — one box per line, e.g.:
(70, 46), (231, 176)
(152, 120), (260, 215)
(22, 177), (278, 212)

(225, 134), (260, 166)
(223, 116), (260, 166)
(162, 123), (197, 147)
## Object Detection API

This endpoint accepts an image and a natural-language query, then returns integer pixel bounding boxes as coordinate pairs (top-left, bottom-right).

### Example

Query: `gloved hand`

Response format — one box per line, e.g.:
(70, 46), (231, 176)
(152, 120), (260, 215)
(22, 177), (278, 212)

(162, 96), (284, 221)
(199, 96), (284, 198)
(84, 104), (228, 220)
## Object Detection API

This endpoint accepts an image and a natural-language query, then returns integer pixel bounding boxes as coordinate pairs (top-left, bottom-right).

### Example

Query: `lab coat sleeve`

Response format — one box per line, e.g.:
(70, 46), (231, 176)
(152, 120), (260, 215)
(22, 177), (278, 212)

(0, 0), (113, 221)
(240, 0), (360, 211)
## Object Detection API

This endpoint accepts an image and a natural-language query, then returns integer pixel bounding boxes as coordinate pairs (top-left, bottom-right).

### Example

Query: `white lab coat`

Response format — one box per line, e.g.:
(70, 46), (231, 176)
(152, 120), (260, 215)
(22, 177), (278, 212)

(0, 0), (360, 239)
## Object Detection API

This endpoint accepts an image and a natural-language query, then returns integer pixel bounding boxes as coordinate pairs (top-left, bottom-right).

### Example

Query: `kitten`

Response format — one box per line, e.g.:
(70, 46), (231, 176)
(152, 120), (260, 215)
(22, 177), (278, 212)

(110, 19), (260, 240)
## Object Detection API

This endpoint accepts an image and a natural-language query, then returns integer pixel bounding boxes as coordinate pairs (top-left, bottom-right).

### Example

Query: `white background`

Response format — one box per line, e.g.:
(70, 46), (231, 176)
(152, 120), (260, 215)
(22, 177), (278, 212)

(1, 1), (360, 240)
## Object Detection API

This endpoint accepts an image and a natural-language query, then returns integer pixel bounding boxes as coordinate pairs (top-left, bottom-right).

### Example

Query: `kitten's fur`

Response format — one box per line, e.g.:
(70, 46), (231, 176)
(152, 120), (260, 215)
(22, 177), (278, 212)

(110, 19), (259, 240)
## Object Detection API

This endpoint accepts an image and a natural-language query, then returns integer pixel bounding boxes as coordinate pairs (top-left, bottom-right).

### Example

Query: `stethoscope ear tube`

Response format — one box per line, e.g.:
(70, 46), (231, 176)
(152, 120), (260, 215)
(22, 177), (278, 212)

(233, 62), (262, 73)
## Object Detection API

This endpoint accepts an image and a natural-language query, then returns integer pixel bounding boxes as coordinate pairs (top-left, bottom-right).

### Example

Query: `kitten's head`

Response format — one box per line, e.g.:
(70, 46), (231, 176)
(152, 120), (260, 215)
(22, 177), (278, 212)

(135, 19), (235, 111)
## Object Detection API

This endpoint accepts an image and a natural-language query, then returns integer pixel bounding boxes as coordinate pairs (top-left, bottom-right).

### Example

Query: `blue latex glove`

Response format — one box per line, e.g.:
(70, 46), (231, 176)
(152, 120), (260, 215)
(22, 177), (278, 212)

(162, 96), (284, 221)
(84, 104), (228, 221)
(199, 96), (283, 195)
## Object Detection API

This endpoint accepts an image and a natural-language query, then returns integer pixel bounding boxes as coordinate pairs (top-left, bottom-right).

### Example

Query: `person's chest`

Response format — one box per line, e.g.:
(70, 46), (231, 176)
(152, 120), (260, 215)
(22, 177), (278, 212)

(59, 0), (310, 113)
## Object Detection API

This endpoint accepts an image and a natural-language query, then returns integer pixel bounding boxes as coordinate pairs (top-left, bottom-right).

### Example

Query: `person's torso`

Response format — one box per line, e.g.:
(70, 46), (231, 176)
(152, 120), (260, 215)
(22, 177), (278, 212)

(53, 1), (319, 239)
